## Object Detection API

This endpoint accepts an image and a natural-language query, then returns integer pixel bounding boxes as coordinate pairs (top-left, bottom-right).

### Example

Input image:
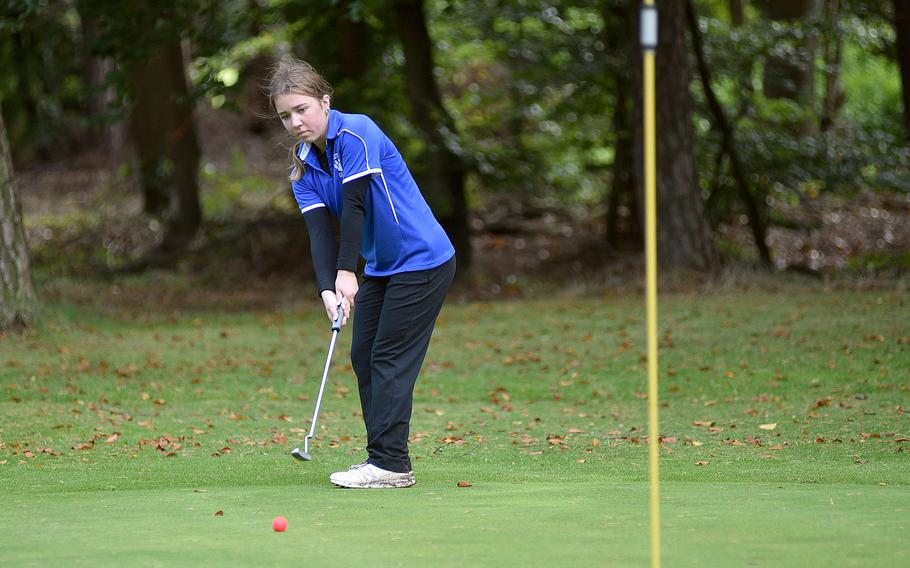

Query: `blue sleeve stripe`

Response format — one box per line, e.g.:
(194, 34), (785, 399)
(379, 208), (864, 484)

(342, 168), (382, 184)
(300, 203), (326, 214)
(377, 173), (400, 224)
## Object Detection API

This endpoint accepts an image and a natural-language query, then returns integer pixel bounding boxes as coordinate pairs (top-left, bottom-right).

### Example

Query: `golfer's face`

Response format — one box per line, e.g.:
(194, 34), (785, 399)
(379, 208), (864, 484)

(275, 93), (329, 146)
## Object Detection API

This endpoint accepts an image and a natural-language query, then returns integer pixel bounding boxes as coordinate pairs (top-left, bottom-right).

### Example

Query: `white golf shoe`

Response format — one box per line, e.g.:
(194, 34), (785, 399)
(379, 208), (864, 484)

(330, 463), (416, 488)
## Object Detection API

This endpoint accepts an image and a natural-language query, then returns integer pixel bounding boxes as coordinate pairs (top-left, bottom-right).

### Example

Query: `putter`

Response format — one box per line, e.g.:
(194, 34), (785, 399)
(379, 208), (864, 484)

(291, 305), (346, 462)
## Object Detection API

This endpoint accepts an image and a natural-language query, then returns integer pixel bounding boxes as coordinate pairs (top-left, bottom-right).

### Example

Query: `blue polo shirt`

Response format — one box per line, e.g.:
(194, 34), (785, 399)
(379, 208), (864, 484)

(291, 110), (455, 277)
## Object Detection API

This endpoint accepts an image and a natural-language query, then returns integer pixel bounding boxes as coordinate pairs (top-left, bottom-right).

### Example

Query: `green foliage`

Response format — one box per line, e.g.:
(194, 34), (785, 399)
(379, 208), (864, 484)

(692, 1), (909, 228)
(0, 1), (85, 161)
(0, 0), (280, 160)
(432, 0), (617, 202)
(848, 250), (910, 275)
(2, 0), (907, 239)
(841, 41), (902, 131)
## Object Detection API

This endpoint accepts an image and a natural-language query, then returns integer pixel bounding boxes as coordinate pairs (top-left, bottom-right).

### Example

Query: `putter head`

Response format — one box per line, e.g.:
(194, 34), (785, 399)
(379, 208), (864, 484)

(291, 447), (312, 461)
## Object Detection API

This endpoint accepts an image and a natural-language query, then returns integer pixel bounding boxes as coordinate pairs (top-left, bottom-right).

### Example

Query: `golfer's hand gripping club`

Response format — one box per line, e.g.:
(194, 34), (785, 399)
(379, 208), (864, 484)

(291, 304), (345, 462)
(332, 302), (345, 331)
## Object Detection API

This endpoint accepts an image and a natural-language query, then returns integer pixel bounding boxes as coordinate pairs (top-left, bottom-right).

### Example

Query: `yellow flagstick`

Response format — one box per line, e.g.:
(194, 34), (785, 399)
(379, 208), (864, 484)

(641, 2), (660, 568)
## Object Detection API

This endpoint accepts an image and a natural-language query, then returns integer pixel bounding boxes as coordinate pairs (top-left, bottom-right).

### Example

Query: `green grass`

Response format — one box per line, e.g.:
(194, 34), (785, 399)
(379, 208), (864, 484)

(1, 287), (908, 566)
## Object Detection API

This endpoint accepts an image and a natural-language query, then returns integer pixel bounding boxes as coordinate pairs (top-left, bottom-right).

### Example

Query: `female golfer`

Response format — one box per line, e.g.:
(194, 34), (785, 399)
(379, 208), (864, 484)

(269, 59), (456, 488)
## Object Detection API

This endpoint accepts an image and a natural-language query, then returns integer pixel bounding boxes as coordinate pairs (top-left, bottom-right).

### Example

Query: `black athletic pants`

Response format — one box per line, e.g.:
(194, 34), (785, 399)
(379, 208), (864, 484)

(350, 256), (456, 473)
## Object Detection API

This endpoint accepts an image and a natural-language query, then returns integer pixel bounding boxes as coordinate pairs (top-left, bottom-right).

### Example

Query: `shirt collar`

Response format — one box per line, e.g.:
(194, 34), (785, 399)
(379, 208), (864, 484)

(296, 110), (341, 171)
(297, 141), (315, 169)
(326, 109), (341, 140)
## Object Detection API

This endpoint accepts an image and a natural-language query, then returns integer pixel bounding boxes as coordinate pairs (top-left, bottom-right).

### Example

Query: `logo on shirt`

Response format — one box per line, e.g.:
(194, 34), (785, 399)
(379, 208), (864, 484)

(333, 152), (343, 178)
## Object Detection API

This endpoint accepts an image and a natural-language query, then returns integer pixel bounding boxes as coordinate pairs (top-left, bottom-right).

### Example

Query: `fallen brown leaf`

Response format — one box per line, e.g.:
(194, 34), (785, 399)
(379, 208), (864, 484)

(457, 481), (473, 487)
(812, 397), (833, 409)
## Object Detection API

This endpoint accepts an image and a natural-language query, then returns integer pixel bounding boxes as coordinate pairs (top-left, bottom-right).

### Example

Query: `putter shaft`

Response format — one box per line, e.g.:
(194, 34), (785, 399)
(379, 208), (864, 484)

(292, 306), (345, 462)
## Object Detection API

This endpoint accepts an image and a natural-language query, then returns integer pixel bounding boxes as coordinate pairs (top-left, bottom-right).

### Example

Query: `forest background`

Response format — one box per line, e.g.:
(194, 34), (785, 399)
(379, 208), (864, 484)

(1, 0), (909, 324)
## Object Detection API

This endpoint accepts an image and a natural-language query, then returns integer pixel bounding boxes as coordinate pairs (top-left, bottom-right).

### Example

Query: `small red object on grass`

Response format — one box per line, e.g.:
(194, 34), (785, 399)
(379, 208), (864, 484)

(272, 516), (288, 532)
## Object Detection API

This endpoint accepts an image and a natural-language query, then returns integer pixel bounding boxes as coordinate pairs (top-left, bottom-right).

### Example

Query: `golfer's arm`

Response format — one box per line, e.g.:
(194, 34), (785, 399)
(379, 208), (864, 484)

(337, 177), (369, 273)
(302, 206), (339, 295)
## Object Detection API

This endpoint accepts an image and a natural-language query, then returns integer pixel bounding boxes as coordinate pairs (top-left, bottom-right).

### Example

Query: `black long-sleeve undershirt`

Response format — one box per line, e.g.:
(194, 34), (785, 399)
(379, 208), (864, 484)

(302, 206), (337, 295)
(301, 176), (370, 295)
(337, 177), (369, 272)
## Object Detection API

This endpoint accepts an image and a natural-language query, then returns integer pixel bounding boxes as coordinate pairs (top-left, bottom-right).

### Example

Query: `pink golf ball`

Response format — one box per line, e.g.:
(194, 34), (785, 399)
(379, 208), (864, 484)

(272, 516), (288, 532)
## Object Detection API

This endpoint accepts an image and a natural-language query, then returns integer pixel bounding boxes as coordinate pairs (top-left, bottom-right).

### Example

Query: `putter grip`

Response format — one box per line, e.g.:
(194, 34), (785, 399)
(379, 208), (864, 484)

(332, 303), (345, 331)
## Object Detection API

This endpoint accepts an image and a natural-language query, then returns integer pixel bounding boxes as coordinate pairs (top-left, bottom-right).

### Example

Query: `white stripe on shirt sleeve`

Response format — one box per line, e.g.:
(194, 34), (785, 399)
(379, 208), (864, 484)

(300, 203), (327, 214)
(378, 173), (400, 224)
(342, 168), (382, 184)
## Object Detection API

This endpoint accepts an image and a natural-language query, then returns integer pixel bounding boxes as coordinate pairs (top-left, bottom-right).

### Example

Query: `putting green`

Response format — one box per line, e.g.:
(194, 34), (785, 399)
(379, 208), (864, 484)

(2, 480), (906, 567)
(2, 290), (906, 565)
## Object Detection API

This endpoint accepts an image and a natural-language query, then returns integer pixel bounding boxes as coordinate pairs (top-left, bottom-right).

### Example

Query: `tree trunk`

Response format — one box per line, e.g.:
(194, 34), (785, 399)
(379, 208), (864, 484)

(0, 104), (38, 330)
(633, 0), (718, 271)
(161, 41), (202, 254)
(125, 38), (201, 257)
(603, 1), (640, 248)
(687, 0), (772, 267)
(821, 0), (845, 131)
(77, 1), (123, 155)
(607, 84), (641, 248)
(335, 2), (374, 112)
(390, 0), (471, 271)
(729, 0), (747, 26)
(127, 47), (172, 218)
(895, 0), (910, 142)
(239, 54), (275, 135)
